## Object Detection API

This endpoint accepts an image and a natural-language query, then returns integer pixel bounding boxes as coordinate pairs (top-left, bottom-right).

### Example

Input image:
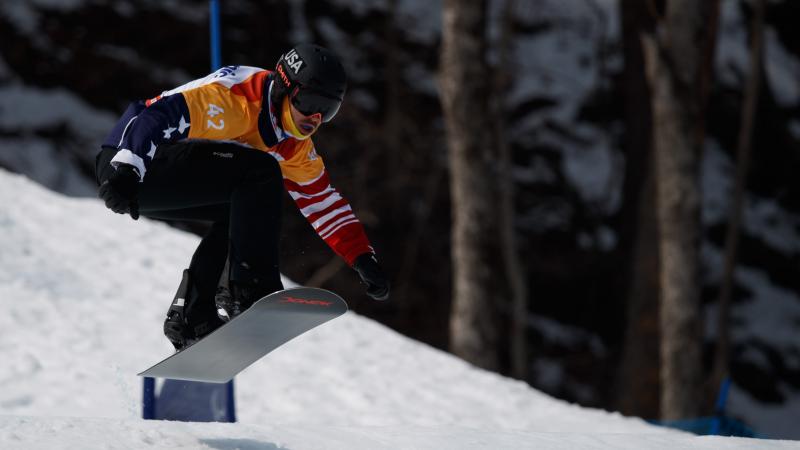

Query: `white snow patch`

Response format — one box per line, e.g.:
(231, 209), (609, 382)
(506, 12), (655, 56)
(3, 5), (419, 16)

(729, 382), (800, 441)
(715, 1), (800, 107)
(743, 197), (800, 254)
(0, 137), (96, 196)
(704, 243), (800, 351)
(716, 0), (750, 88)
(0, 83), (116, 141)
(764, 28), (800, 107)
(2, 168), (792, 448)
(323, 0), (441, 44)
(548, 123), (623, 213)
(702, 141), (800, 254)
(703, 242), (800, 420)
(0, 83), (117, 195)
(733, 267), (800, 356)
(703, 139), (736, 225)
(507, 0), (619, 121)
(0, 0), (89, 34)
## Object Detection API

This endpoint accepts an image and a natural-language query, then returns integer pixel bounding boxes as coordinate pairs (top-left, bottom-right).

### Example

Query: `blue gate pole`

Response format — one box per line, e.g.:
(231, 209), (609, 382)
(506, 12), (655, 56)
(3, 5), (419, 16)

(710, 377), (732, 435)
(142, 377), (156, 420)
(226, 380), (237, 422)
(209, 0), (222, 71)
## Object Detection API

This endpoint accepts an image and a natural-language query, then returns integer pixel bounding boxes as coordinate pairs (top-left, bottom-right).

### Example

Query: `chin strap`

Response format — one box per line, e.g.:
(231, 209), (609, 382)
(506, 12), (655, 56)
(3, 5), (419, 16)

(280, 97), (313, 140)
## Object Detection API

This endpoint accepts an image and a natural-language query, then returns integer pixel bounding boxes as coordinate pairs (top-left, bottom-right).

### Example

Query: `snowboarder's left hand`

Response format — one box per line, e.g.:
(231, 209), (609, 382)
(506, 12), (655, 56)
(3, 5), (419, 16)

(353, 253), (390, 301)
(98, 163), (140, 220)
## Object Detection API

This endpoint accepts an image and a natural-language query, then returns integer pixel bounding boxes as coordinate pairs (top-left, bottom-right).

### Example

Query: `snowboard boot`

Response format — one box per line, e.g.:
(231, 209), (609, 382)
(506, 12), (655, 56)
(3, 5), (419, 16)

(214, 258), (283, 322)
(214, 282), (263, 322)
(163, 310), (195, 351)
(163, 269), (217, 351)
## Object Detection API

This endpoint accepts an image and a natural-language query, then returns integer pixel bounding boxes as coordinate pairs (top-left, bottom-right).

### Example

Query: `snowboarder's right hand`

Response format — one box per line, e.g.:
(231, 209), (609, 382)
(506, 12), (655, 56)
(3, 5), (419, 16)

(353, 253), (390, 301)
(98, 163), (140, 220)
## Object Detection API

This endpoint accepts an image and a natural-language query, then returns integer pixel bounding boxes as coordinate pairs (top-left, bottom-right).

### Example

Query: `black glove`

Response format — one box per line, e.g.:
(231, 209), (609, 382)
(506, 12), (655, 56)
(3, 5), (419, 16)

(98, 163), (140, 220)
(353, 253), (390, 301)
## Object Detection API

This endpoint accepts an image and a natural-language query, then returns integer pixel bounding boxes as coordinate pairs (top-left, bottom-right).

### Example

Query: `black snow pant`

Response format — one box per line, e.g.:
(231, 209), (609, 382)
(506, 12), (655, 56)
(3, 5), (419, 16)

(96, 140), (284, 335)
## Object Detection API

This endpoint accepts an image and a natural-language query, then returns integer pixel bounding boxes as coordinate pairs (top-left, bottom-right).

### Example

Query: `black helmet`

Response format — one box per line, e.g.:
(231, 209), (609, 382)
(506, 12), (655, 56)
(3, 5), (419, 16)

(271, 44), (347, 123)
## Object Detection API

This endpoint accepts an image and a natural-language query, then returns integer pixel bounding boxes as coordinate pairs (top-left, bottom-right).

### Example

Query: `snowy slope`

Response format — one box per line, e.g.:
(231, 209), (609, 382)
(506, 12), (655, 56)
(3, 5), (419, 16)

(0, 168), (795, 449)
(1, 416), (794, 450)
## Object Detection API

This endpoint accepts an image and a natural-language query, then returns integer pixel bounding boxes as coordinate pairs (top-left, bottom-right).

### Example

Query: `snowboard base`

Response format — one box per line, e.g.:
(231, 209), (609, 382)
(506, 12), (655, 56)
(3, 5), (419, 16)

(139, 287), (347, 383)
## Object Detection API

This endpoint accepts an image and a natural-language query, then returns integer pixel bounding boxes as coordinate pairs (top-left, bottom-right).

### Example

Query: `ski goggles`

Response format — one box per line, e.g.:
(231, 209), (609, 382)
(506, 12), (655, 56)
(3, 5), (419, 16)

(290, 86), (343, 123)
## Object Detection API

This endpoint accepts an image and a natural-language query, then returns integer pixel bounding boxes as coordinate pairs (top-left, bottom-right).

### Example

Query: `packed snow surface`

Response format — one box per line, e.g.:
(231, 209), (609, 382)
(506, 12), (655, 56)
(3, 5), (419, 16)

(0, 169), (795, 449)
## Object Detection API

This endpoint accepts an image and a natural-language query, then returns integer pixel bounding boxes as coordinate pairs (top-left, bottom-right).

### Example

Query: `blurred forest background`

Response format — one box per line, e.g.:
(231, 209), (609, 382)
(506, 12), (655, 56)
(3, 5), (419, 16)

(0, 0), (798, 439)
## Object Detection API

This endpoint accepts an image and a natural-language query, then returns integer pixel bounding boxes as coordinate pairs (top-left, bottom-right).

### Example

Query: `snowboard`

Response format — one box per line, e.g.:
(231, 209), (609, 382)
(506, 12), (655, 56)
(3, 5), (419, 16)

(139, 287), (347, 383)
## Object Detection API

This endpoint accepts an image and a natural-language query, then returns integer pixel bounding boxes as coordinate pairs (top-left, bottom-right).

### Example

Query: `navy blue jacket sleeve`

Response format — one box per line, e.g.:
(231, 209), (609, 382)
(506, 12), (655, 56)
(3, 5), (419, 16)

(108, 93), (191, 180)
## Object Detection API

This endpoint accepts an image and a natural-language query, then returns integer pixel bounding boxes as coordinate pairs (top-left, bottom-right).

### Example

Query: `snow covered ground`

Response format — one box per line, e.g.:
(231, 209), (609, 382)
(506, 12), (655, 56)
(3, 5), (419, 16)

(0, 169), (796, 449)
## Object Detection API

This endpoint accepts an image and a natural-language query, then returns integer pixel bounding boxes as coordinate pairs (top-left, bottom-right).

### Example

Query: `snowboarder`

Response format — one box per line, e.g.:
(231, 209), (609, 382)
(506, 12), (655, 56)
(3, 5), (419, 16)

(95, 44), (390, 350)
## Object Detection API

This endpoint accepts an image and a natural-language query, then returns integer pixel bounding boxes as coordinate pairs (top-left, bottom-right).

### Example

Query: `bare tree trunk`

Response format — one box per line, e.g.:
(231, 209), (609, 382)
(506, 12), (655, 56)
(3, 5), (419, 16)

(441, 0), (499, 371)
(712, 0), (766, 393)
(491, 0), (528, 380)
(641, 0), (719, 420)
(615, 0), (660, 418)
(618, 173), (662, 417)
